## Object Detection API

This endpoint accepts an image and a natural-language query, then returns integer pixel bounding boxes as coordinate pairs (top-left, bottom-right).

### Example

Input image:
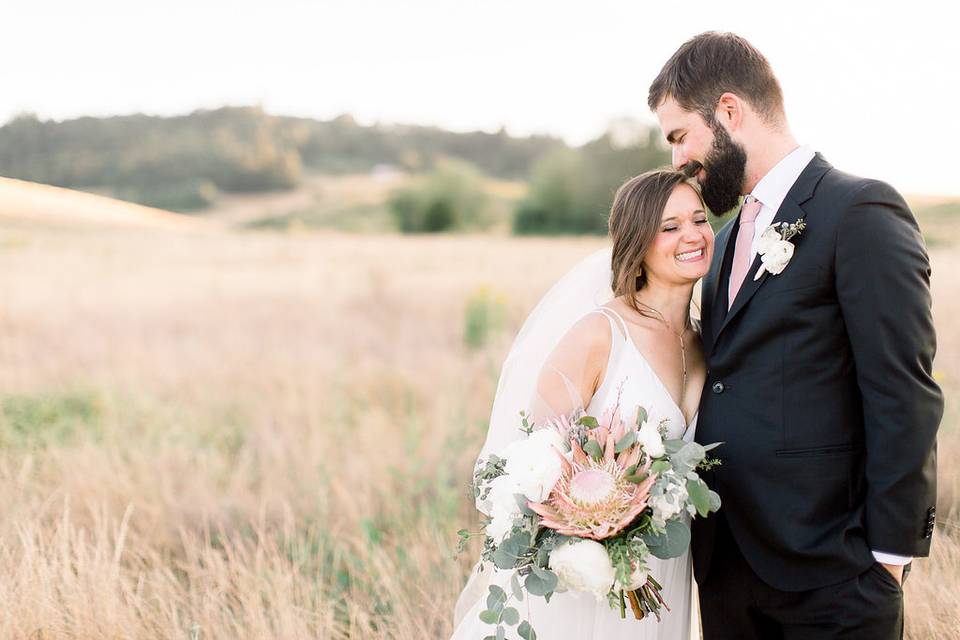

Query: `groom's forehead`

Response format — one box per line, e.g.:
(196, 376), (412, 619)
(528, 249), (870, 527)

(655, 98), (700, 137)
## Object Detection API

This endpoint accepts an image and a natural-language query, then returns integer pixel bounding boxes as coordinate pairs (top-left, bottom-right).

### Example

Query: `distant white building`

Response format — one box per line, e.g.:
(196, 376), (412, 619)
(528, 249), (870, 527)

(370, 164), (404, 183)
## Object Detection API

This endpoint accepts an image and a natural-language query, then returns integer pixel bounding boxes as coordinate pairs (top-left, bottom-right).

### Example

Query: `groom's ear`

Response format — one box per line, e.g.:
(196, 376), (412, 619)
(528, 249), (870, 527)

(715, 92), (745, 131)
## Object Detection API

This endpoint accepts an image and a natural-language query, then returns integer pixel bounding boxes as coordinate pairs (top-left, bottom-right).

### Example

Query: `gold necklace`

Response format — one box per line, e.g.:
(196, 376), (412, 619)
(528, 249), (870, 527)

(635, 301), (689, 400)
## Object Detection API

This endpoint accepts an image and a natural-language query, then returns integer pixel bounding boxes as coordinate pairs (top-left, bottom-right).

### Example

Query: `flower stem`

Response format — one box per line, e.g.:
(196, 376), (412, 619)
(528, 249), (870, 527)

(626, 589), (645, 619)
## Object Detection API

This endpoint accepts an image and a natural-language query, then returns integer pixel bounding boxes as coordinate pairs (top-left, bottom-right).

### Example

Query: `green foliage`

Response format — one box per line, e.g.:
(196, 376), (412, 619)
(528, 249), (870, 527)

(0, 108), (302, 211)
(583, 439), (604, 461)
(642, 519), (691, 560)
(914, 200), (960, 247)
(389, 160), (490, 233)
(117, 179), (220, 212)
(0, 110), (563, 212)
(0, 390), (103, 448)
(518, 620), (537, 640)
(514, 126), (670, 235)
(606, 533), (650, 590)
(523, 565), (558, 596)
(463, 286), (507, 349)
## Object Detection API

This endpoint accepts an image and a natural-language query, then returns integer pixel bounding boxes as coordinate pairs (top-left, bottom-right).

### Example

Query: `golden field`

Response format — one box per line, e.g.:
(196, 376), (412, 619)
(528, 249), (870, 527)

(0, 181), (957, 639)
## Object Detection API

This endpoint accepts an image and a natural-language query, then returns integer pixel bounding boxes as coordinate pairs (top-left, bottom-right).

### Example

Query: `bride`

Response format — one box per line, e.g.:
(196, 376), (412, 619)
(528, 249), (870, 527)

(451, 169), (715, 639)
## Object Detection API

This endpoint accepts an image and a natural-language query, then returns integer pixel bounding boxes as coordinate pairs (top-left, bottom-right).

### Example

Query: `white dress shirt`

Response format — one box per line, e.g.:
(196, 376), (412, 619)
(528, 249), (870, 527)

(734, 144), (911, 568)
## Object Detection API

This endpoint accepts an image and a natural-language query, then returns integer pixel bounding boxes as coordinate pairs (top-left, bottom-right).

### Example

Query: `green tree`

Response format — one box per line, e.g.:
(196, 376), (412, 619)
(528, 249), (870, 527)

(389, 159), (490, 233)
(514, 124), (671, 235)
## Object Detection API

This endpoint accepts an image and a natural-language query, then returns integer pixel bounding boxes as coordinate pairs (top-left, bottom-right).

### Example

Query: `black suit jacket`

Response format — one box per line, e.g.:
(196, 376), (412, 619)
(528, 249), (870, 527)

(693, 153), (942, 592)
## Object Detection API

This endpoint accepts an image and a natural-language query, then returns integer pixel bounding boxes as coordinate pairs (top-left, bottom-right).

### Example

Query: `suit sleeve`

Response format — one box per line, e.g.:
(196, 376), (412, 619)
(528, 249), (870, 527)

(835, 180), (942, 557)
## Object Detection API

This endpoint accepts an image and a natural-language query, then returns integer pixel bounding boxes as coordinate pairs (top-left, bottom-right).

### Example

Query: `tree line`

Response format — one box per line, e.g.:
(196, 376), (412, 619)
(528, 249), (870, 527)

(0, 108), (672, 234)
(0, 108), (564, 212)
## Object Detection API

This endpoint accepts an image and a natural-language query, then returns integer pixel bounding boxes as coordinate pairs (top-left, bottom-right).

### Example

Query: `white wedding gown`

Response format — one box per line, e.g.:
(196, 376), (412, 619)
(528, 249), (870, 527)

(451, 306), (697, 640)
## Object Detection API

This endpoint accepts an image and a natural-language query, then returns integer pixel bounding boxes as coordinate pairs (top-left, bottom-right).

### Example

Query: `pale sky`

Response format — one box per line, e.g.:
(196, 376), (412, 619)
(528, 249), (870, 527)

(3, 0), (958, 194)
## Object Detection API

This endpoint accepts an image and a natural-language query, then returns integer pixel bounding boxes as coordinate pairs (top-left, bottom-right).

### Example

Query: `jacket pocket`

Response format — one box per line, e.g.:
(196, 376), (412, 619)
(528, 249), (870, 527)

(774, 444), (858, 458)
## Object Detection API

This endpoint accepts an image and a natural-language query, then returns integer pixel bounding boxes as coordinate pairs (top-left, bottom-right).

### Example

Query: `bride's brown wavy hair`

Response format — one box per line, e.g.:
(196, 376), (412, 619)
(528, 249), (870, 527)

(608, 169), (704, 317)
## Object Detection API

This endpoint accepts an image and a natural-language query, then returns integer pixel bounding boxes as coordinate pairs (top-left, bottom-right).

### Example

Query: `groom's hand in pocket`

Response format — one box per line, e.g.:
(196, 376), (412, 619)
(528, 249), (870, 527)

(880, 563), (904, 586)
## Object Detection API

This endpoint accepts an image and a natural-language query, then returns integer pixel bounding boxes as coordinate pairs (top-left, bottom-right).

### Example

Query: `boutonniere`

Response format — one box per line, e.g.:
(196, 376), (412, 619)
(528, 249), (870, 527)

(754, 218), (806, 280)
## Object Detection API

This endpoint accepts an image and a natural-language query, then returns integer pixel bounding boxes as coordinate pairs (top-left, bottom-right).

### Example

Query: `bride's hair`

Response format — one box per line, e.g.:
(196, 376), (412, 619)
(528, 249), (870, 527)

(608, 169), (704, 317)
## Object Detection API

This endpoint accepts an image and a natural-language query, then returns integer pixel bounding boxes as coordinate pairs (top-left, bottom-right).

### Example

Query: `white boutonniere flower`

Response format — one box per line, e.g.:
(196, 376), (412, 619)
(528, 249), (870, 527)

(754, 218), (806, 280)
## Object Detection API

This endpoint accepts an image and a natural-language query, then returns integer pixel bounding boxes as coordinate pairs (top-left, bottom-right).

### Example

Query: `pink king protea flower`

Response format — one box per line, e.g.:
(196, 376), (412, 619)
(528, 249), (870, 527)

(528, 408), (657, 540)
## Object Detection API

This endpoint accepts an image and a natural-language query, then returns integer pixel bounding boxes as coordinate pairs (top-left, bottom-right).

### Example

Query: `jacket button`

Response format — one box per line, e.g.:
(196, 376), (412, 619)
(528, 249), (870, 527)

(712, 382), (725, 394)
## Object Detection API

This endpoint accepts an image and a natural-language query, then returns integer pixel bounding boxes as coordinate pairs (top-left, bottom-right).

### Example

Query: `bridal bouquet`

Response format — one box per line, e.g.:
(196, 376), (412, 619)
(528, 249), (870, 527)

(459, 403), (720, 640)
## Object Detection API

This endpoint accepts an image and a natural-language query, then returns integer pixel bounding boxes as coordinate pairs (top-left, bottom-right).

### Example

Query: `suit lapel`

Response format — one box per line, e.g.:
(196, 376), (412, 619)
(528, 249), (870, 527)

(702, 219), (735, 353)
(714, 153), (832, 341)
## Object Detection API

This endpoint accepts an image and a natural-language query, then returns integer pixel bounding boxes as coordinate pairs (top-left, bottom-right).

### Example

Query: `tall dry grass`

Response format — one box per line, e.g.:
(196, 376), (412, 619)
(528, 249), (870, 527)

(0, 222), (955, 638)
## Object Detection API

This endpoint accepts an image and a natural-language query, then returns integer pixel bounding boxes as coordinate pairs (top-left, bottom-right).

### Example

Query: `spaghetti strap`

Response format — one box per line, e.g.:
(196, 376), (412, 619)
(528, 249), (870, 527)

(592, 306), (629, 342)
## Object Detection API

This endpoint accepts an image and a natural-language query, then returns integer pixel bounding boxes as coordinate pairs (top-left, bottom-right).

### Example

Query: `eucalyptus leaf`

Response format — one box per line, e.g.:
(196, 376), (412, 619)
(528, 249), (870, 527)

(518, 621), (537, 640)
(493, 539), (518, 570)
(502, 607), (520, 626)
(524, 567), (559, 596)
(487, 585), (507, 612)
(514, 493), (536, 516)
(496, 625), (506, 640)
(686, 477), (712, 517)
(579, 416), (599, 428)
(636, 406), (648, 426)
(479, 609), (499, 624)
(615, 430), (637, 453)
(532, 566), (559, 591)
(708, 490), (722, 512)
(583, 440), (604, 461)
(670, 442), (706, 475)
(642, 519), (691, 559)
(536, 546), (550, 568)
(663, 438), (687, 455)
(510, 571), (525, 601)
(650, 460), (671, 475)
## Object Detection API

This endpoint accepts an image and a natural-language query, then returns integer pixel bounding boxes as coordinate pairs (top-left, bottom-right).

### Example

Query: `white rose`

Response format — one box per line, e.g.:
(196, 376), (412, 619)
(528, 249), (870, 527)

(759, 240), (795, 275)
(549, 540), (616, 600)
(486, 508), (516, 542)
(636, 420), (665, 459)
(503, 429), (565, 503)
(756, 225), (781, 255)
(615, 564), (650, 592)
(485, 475), (523, 542)
(651, 476), (688, 527)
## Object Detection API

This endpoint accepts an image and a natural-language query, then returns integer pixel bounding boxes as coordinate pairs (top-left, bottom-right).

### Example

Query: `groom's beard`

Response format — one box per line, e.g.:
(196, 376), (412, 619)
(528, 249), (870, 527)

(685, 122), (748, 215)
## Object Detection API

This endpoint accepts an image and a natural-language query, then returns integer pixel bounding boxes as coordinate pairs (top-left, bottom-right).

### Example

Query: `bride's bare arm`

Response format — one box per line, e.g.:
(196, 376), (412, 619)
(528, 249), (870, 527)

(530, 313), (612, 421)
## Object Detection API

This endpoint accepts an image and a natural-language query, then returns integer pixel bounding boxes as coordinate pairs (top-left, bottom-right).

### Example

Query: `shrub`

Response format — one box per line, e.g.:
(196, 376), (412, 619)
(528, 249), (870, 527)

(463, 286), (507, 349)
(514, 125), (670, 235)
(389, 159), (489, 233)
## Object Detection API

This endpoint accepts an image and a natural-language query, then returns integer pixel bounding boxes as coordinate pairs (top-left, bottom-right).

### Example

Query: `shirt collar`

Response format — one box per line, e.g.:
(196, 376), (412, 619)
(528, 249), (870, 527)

(750, 145), (816, 214)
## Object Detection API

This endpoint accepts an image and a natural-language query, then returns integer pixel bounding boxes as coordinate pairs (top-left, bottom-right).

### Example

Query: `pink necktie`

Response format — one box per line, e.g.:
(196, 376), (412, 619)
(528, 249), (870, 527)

(728, 195), (763, 308)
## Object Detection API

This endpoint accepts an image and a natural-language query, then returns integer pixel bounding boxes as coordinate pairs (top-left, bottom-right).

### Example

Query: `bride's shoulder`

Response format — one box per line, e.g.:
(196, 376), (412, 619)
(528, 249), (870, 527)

(547, 309), (614, 366)
(565, 309), (614, 348)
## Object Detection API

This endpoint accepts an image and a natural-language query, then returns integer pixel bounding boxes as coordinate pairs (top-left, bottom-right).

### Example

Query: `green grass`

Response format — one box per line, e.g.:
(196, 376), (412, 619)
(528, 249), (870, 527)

(0, 390), (104, 448)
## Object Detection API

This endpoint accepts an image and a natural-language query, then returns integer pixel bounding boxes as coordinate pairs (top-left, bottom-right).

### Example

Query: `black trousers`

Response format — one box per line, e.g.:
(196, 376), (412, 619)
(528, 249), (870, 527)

(699, 515), (904, 640)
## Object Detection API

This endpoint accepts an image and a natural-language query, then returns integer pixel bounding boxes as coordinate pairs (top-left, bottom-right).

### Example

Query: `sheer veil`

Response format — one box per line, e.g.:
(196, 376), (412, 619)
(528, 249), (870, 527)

(474, 246), (614, 498)
(454, 247), (614, 626)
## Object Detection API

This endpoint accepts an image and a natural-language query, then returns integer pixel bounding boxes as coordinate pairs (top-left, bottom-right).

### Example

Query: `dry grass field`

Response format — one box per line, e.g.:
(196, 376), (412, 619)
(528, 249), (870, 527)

(0, 180), (957, 638)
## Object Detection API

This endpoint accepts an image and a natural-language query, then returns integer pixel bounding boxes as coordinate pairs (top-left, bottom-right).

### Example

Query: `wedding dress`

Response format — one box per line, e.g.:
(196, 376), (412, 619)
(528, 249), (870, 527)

(450, 248), (698, 640)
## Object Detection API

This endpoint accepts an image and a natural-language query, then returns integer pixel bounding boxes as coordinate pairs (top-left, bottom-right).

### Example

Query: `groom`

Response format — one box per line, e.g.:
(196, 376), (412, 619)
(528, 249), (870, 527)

(647, 33), (942, 638)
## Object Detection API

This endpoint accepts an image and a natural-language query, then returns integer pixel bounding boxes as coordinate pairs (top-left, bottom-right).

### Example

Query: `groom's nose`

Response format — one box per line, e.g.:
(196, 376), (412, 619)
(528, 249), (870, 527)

(671, 145), (687, 170)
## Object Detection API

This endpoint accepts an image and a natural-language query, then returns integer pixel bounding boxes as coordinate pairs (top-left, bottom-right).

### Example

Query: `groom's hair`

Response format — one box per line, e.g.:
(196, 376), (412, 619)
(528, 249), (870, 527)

(648, 32), (785, 126)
